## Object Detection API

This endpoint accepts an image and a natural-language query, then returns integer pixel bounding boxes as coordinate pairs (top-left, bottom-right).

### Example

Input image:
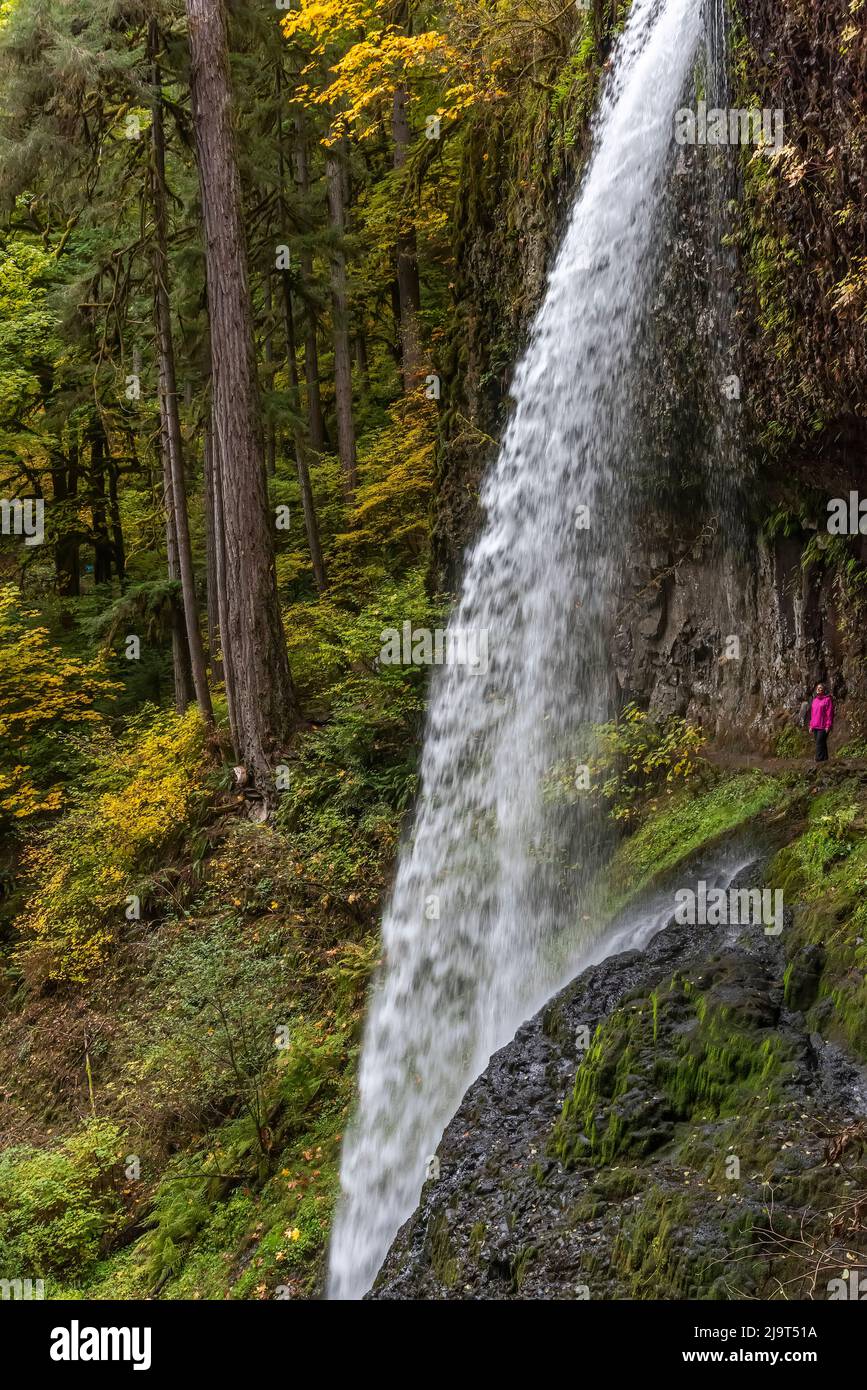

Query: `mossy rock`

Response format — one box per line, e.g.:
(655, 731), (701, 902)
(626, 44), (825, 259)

(783, 943), (825, 1011)
(550, 953), (792, 1169)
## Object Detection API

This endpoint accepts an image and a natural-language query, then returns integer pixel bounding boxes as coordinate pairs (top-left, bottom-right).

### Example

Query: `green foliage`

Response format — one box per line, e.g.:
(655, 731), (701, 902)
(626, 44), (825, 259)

(795, 801), (860, 876)
(0, 232), (58, 446)
(278, 567), (437, 909)
(135, 927), (290, 1131)
(285, 564), (439, 701)
(585, 702), (706, 822)
(600, 771), (789, 913)
(87, 580), (184, 650)
(763, 504), (808, 540)
(773, 724), (810, 758)
(116, 1019), (348, 1296)
(0, 1119), (124, 1280)
(769, 781), (867, 1060)
(838, 736), (867, 759)
(801, 531), (867, 590)
(0, 0), (860, 1310)
(122, 908), (340, 1150)
(330, 399), (436, 588)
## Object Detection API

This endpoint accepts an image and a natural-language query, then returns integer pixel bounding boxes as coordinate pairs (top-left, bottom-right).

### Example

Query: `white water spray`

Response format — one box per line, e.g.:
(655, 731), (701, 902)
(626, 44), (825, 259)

(329, 0), (710, 1299)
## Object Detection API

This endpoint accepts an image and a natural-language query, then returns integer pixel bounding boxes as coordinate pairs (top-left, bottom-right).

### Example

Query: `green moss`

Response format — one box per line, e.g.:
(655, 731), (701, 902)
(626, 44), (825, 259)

(568, 1193), (606, 1223)
(600, 771), (790, 914)
(529, 1160), (548, 1186)
(767, 780), (867, 1059)
(510, 1244), (536, 1292)
(468, 1221), (486, 1262)
(774, 725), (811, 758)
(604, 1187), (706, 1299)
(429, 1210), (459, 1288)
(590, 1166), (642, 1202)
(551, 963), (792, 1169)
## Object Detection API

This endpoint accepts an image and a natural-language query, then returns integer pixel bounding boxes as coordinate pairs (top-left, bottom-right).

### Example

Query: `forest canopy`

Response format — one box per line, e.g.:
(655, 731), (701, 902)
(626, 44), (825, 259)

(0, 0), (613, 1300)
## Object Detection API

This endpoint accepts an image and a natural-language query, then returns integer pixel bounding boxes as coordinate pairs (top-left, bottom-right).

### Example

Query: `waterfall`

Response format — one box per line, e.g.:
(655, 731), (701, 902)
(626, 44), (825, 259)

(328, 0), (718, 1299)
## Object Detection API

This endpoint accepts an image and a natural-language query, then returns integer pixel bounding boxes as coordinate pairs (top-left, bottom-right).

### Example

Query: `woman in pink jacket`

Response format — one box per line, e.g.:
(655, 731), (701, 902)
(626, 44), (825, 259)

(809, 683), (835, 763)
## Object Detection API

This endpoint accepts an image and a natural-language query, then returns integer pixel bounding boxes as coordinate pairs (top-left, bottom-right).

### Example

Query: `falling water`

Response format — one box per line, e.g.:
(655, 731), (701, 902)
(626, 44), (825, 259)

(329, 0), (720, 1299)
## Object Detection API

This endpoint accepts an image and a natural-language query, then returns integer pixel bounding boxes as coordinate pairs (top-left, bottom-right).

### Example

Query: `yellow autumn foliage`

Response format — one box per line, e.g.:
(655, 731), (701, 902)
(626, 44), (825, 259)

(0, 584), (119, 822)
(16, 707), (210, 983)
(283, 0), (506, 141)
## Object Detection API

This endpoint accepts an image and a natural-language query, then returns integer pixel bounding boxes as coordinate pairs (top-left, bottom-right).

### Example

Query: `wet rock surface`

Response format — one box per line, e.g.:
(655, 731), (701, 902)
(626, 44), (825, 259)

(371, 870), (867, 1300)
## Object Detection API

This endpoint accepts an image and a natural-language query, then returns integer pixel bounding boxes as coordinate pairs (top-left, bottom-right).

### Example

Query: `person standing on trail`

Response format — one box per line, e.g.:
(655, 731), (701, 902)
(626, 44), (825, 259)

(809, 683), (834, 763)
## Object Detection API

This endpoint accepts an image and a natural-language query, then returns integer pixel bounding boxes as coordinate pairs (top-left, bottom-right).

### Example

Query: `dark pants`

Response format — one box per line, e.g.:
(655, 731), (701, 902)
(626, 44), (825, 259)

(814, 728), (829, 762)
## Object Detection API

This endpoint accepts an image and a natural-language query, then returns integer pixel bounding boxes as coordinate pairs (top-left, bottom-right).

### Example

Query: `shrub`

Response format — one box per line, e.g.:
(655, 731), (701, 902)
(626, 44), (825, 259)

(15, 706), (211, 982)
(0, 584), (118, 825)
(587, 702), (706, 821)
(125, 910), (296, 1144)
(796, 802), (860, 876)
(137, 1021), (348, 1291)
(278, 569), (436, 913)
(0, 1119), (124, 1281)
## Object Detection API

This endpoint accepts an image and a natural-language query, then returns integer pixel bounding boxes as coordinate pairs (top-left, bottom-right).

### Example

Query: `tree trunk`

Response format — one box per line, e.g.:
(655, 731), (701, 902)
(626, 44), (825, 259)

(292, 111), (326, 452)
(150, 20), (214, 724)
(107, 453), (126, 585)
(206, 412), (240, 749)
(392, 84), (422, 389)
(203, 421), (224, 685)
(263, 275), (277, 477)
(275, 60), (326, 589)
(161, 414), (195, 713)
(186, 0), (300, 785)
(279, 270), (327, 594)
(325, 139), (357, 499)
(354, 331), (371, 392)
(89, 418), (113, 584)
(51, 444), (80, 597)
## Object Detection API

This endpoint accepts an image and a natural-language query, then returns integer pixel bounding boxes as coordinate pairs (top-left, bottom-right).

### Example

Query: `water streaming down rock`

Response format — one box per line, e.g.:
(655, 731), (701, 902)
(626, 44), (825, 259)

(329, 0), (714, 1299)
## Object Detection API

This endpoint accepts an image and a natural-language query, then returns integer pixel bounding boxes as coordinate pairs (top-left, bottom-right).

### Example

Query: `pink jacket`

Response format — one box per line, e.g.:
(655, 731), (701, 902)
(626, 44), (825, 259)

(810, 695), (834, 732)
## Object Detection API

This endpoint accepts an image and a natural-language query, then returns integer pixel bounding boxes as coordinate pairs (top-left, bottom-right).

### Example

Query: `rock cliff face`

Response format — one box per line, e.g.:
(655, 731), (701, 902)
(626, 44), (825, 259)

(613, 504), (867, 747)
